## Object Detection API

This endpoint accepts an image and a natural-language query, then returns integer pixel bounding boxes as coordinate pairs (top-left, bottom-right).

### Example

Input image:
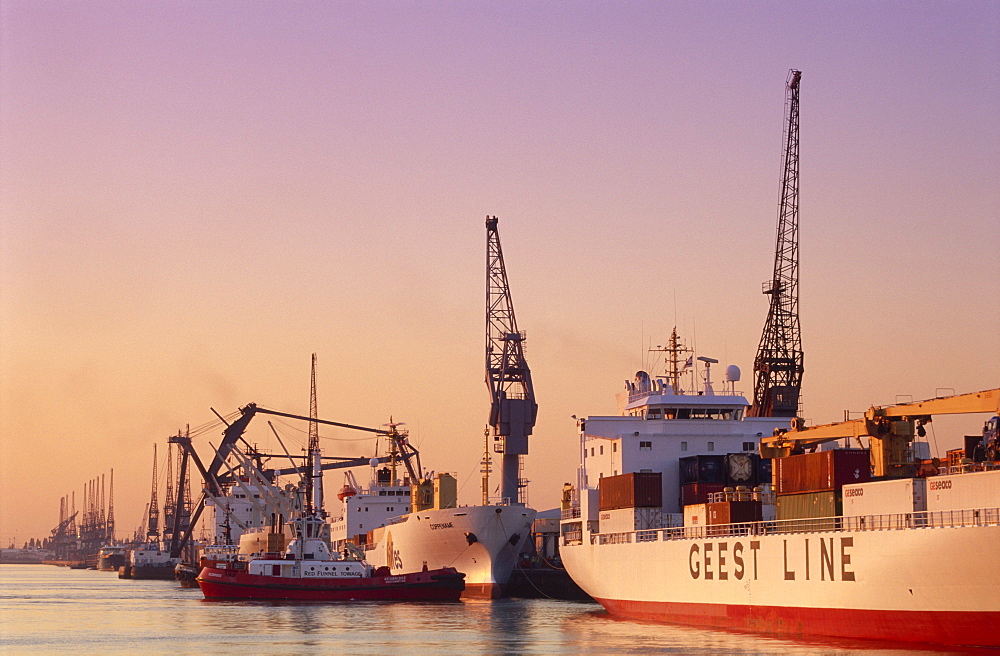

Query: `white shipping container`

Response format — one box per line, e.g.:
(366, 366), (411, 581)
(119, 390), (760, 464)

(683, 503), (708, 527)
(599, 507), (662, 533)
(843, 478), (927, 516)
(926, 469), (1000, 512)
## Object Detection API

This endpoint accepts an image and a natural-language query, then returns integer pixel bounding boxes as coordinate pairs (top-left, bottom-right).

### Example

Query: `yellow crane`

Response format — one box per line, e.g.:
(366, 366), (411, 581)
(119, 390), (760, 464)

(761, 388), (1000, 477)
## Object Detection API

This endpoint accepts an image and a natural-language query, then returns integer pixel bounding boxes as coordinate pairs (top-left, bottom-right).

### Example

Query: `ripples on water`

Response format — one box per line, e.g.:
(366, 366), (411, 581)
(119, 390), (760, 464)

(0, 565), (969, 655)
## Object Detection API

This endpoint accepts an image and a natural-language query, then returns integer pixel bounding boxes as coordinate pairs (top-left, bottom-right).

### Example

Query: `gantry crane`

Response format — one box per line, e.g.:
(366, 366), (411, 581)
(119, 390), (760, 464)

(485, 216), (537, 505)
(761, 388), (1000, 477)
(749, 69), (804, 418)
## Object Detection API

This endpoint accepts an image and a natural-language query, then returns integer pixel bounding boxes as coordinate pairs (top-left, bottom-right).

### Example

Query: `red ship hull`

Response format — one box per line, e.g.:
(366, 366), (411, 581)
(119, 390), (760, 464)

(597, 597), (1000, 648)
(197, 564), (465, 602)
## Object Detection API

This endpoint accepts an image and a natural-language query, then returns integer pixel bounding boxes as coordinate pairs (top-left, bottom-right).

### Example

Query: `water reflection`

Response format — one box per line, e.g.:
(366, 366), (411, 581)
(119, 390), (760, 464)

(0, 566), (975, 655)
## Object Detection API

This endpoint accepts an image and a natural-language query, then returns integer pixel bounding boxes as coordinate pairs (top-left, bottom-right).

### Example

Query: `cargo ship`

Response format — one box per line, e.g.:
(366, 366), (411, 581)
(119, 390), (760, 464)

(330, 462), (535, 599)
(559, 332), (1000, 648)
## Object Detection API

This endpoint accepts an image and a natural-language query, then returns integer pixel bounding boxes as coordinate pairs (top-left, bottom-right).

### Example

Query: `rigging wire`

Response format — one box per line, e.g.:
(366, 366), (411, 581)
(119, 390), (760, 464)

(269, 417), (379, 442)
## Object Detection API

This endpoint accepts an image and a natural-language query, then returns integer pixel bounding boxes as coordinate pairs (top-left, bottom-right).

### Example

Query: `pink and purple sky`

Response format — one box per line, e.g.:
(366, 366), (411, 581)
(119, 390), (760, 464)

(1, 2), (997, 545)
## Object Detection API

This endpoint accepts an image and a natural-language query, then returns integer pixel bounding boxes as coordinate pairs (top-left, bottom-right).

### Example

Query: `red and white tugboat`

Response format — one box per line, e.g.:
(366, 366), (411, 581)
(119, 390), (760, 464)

(197, 440), (464, 602)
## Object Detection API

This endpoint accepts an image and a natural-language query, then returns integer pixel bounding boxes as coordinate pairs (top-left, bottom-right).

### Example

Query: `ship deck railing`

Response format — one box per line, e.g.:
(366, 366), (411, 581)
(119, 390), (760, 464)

(940, 461), (1000, 475)
(583, 506), (1000, 546)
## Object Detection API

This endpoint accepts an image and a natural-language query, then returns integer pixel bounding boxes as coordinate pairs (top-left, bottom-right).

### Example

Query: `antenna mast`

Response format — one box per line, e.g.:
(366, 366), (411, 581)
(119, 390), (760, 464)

(485, 216), (537, 505)
(750, 69), (804, 418)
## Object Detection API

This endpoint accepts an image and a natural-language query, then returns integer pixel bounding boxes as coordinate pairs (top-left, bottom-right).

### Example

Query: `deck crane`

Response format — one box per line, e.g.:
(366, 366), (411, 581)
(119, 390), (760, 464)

(485, 216), (537, 505)
(749, 69), (804, 418)
(168, 403), (420, 557)
(761, 388), (1000, 477)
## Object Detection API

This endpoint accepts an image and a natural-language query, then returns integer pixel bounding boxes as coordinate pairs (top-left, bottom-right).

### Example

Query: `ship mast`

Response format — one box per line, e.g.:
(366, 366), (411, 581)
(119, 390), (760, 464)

(306, 353), (323, 518)
(750, 69), (804, 418)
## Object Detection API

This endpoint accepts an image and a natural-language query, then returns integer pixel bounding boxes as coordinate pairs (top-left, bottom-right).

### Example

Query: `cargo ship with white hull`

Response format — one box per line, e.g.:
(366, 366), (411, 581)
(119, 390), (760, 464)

(330, 461), (535, 599)
(559, 332), (1000, 647)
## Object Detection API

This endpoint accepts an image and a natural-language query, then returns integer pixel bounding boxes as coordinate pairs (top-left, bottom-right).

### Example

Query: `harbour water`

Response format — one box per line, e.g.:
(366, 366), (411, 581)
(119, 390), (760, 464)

(0, 565), (969, 655)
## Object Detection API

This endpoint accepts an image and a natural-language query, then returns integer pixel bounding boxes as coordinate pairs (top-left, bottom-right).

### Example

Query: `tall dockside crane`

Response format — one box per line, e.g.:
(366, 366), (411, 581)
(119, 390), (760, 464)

(167, 427), (192, 556)
(749, 69), (804, 418)
(106, 469), (115, 542)
(146, 444), (160, 541)
(485, 216), (537, 505)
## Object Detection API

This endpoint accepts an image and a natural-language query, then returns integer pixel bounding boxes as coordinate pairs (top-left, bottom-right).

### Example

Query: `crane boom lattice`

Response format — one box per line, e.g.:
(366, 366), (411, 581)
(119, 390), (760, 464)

(485, 216), (537, 504)
(750, 69), (804, 418)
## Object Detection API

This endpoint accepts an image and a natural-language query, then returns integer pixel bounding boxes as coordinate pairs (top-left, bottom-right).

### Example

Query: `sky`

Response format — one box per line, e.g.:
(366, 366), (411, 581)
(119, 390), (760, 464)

(1, 1), (997, 546)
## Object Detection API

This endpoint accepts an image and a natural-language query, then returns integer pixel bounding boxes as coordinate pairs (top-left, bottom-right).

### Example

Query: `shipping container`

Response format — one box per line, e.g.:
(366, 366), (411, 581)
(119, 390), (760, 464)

(776, 490), (842, 521)
(707, 500), (763, 525)
(680, 483), (725, 506)
(598, 472), (662, 510)
(842, 477), (926, 516)
(773, 449), (871, 495)
(679, 455), (725, 485)
(925, 469), (1000, 512)
(683, 503), (707, 527)
(599, 506), (663, 533)
(723, 453), (760, 487)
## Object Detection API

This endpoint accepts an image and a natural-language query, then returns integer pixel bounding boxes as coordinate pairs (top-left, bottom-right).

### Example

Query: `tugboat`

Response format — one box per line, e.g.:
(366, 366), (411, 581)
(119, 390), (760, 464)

(197, 437), (465, 602)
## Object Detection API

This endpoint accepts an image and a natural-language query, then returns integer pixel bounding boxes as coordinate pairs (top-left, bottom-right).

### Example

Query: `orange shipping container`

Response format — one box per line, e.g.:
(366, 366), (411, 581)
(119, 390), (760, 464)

(706, 500), (763, 525)
(599, 472), (662, 510)
(773, 449), (871, 495)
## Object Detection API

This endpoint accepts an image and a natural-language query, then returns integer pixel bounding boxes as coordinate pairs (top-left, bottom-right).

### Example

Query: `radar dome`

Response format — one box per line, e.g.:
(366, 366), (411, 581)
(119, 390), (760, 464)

(724, 365), (741, 382)
(369, 457), (379, 468)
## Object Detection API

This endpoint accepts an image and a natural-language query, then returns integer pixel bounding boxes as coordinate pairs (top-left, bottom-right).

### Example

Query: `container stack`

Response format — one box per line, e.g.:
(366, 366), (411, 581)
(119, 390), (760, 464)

(773, 449), (871, 520)
(598, 472), (663, 533)
(678, 455), (724, 505)
(722, 452), (772, 488)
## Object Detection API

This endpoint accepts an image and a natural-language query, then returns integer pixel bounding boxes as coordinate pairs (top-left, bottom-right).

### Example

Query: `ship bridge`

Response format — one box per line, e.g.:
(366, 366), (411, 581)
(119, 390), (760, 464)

(623, 392), (749, 421)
